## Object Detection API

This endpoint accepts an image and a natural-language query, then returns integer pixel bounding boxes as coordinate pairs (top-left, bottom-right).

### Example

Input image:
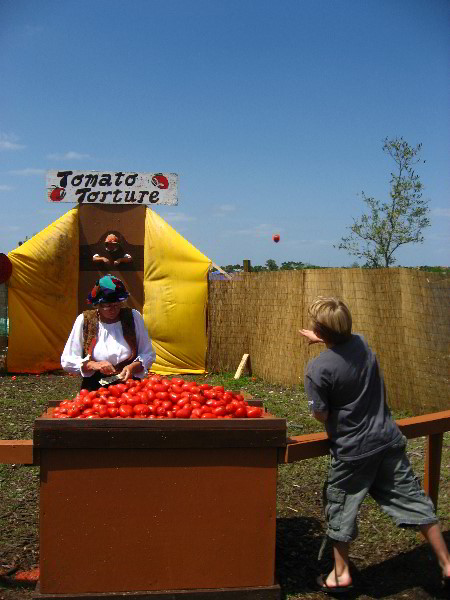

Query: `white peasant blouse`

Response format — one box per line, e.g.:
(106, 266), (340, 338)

(61, 309), (156, 379)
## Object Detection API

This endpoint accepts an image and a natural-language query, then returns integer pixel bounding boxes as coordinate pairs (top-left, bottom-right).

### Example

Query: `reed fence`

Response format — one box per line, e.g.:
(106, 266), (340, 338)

(207, 268), (450, 413)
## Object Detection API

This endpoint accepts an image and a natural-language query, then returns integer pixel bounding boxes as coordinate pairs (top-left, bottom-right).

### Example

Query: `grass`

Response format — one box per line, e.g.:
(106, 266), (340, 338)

(0, 371), (448, 599)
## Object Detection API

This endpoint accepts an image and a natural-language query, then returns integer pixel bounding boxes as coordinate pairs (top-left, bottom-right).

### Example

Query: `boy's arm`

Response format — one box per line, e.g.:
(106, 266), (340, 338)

(299, 329), (325, 344)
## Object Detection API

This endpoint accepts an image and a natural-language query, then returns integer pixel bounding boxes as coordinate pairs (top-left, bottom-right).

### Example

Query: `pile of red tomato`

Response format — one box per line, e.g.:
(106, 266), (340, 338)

(52, 375), (263, 420)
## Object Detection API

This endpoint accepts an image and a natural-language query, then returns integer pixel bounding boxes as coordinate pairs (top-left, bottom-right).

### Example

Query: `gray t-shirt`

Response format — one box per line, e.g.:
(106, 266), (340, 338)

(305, 334), (402, 461)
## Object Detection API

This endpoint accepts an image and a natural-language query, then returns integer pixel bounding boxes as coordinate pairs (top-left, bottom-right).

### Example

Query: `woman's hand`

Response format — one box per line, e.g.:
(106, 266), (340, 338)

(86, 360), (117, 375)
(119, 361), (142, 382)
(299, 329), (325, 345)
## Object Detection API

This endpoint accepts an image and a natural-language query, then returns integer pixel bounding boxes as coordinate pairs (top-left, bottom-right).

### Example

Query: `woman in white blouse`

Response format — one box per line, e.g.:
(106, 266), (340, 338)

(61, 275), (156, 391)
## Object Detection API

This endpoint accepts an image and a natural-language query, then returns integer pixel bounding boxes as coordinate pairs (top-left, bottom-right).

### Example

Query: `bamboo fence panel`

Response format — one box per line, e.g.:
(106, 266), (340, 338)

(207, 269), (450, 413)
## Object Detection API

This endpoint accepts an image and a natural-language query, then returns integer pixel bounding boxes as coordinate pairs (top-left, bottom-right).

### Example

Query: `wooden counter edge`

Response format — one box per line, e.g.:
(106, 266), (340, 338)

(281, 410), (450, 464)
(0, 440), (36, 465)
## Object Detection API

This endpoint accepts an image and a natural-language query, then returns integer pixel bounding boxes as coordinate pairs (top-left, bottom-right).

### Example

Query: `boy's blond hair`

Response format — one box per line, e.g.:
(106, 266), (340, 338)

(308, 297), (352, 344)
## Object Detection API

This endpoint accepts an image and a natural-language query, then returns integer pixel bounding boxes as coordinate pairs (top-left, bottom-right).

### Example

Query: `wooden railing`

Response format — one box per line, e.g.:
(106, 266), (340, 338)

(1, 410), (449, 508)
(280, 410), (450, 510)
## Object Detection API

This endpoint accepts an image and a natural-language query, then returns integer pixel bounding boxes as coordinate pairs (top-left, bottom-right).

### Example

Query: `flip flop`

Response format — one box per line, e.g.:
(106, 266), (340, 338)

(317, 574), (354, 595)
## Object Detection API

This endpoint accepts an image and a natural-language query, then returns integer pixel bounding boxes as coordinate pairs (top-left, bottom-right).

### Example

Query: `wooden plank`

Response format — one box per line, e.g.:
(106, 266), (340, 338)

(0, 440), (35, 465)
(281, 410), (450, 464)
(33, 581), (281, 599)
(234, 353), (250, 379)
(424, 433), (443, 510)
(210, 262), (232, 280)
(396, 410), (450, 438)
(33, 412), (287, 450)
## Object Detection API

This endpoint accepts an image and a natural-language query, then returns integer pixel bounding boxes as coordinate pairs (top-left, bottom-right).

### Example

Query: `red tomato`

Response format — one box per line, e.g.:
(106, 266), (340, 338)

(155, 391), (169, 400)
(79, 389), (90, 396)
(146, 389), (156, 401)
(88, 390), (98, 399)
(213, 385), (225, 393)
(175, 407), (191, 418)
(116, 383), (127, 393)
(97, 387), (109, 395)
(119, 405), (133, 418)
(246, 406), (263, 418)
(166, 410), (174, 418)
(203, 390), (216, 399)
(98, 406), (109, 418)
(92, 402), (103, 412)
(171, 385), (183, 394)
(154, 383), (169, 393)
(82, 408), (95, 416)
(107, 407), (119, 418)
(189, 386), (201, 393)
(128, 386), (139, 396)
(177, 397), (191, 408)
(156, 406), (166, 416)
(169, 392), (181, 402)
(213, 406), (226, 417)
(149, 375), (162, 383)
(191, 408), (203, 419)
(106, 398), (118, 408)
(126, 395), (140, 407)
(198, 383), (211, 390)
(201, 413), (216, 419)
(223, 392), (233, 402)
(234, 407), (247, 418)
(162, 400), (173, 411)
(171, 377), (185, 386)
(225, 403), (237, 414)
(137, 391), (150, 404)
(134, 404), (150, 416)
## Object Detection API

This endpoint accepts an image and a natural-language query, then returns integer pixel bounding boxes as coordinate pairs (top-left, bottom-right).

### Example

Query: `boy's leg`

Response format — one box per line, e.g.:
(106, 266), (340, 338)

(319, 455), (380, 590)
(420, 523), (450, 580)
(370, 439), (449, 581)
(317, 541), (353, 589)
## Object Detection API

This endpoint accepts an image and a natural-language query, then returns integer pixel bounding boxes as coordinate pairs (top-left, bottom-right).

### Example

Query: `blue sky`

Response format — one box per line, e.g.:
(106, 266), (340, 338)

(1, 0), (449, 267)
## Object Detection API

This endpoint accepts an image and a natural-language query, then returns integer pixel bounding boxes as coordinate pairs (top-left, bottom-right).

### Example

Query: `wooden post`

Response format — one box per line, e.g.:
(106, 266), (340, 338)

(243, 260), (251, 272)
(424, 432), (443, 510)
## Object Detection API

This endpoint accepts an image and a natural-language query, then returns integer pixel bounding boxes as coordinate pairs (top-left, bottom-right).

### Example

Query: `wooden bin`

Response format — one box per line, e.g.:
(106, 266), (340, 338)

(33, 412), (286, 599)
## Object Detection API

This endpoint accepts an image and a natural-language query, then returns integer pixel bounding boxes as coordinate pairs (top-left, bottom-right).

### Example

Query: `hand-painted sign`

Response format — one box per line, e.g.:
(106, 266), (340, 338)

(47, 171), (178, 205)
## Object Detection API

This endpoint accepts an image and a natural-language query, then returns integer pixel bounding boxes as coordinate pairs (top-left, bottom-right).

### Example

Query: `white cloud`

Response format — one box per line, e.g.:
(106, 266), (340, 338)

(47, 151), (91, 160)
(0, 185), (13, 191)
(0, 133), (25, 151)
(162, 212), (196, 223)
(432, 208), (450, 217)
(233, 224), (271, 237)
(10, 168), (45, 176)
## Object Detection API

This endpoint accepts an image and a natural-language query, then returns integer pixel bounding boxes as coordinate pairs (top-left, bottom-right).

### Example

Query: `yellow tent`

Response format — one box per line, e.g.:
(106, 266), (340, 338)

(6, 207), (211, 374)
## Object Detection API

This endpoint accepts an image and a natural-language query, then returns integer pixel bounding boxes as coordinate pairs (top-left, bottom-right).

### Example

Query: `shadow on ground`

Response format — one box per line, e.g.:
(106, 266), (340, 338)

(276, 519), (449, 599)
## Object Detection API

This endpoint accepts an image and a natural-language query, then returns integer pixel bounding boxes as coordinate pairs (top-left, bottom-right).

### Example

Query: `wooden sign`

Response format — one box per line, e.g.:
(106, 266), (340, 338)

(47, 171), (178, 205)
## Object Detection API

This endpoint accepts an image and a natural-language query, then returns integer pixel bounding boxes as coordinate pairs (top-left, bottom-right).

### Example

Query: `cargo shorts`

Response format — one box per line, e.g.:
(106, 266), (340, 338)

(323, 436), (438, 543)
